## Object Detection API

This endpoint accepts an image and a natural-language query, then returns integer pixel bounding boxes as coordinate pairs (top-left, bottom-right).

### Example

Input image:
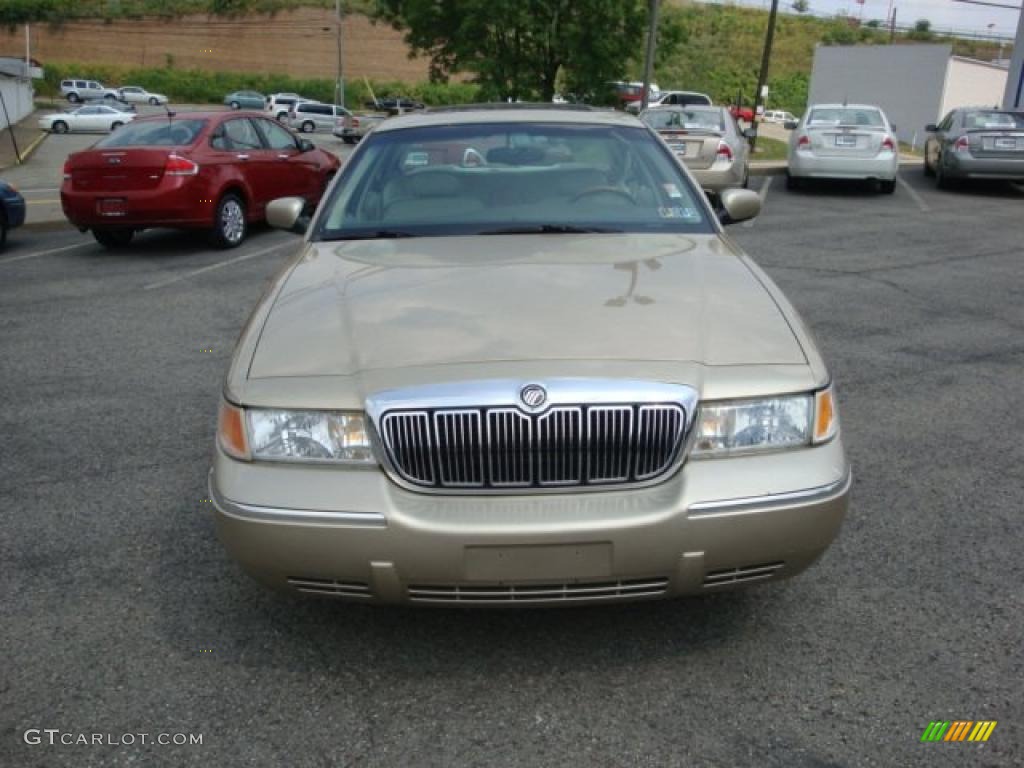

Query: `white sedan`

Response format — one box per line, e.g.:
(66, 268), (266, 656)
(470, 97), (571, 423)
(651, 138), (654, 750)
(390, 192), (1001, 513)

(117, 85), (168, 105)
(38, 105), (136, 134)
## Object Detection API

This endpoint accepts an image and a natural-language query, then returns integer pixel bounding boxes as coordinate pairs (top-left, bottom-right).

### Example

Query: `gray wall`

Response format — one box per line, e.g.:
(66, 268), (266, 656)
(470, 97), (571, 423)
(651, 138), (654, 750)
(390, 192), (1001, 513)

(0, 76), (33, 129)
(808, 44), (952, 145)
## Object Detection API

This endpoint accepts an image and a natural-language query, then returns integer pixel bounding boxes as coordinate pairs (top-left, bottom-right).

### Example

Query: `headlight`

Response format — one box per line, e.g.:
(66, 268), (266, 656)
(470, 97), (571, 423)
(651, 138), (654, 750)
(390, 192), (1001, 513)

(692, 386), (837, 457)
(236, 407), (375, 463)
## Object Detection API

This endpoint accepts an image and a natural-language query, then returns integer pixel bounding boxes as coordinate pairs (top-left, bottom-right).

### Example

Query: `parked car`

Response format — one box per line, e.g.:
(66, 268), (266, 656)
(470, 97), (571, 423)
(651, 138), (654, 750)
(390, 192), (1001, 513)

(786, 104), (898, 193)
(924, 107), (1024, 188)
(224, 90), (266, 110)
(60, 79), (120, 103)
(641, 105), (751, 194)
(209, 106), (848, 605)
(332, 111), (385, 143)
(628, 90), (712, 115)
(763, 110), (798, 124)
(364, 97), (425, 114)
(60, 112), (340, 249)
(728, 104), (755, 122)
(266, 93), (307, 121)
(81, 97), (136, 113)
(38, 105), (136, 134)
(607, 80), (660, 110)
(286, 102), (350, 133)
(117, 85), (168, 105)
(0, 180), (26, 250)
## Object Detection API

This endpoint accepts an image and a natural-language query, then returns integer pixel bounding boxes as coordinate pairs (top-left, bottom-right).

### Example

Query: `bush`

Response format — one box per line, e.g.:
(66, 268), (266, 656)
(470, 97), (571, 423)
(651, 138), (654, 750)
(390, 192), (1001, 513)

(41, 61), (482, 108)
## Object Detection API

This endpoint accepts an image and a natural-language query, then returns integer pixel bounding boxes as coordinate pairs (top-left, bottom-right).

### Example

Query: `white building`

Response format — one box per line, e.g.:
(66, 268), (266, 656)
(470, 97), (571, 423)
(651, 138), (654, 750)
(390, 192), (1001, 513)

(807, 44), (1009, 146)
(0, 57), (39, 130)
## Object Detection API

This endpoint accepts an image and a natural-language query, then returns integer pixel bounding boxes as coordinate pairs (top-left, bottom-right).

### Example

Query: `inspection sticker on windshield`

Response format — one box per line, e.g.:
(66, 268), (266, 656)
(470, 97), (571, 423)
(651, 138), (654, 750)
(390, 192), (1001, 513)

(662, 183), (683, 199)
(658, 206), (697, 220)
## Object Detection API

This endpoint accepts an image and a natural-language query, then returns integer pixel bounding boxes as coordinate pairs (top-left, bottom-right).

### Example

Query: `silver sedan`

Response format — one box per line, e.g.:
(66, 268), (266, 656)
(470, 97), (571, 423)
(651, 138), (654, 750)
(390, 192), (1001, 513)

(38, 105), (136, 134)
(640, 106), (751, 196)
(924, 108), (1024, 188)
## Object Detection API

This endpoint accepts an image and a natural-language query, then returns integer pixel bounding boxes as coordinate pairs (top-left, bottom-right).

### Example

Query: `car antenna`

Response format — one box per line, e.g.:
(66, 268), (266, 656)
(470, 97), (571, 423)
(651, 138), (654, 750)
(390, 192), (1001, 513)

(163, 103), (175, 123)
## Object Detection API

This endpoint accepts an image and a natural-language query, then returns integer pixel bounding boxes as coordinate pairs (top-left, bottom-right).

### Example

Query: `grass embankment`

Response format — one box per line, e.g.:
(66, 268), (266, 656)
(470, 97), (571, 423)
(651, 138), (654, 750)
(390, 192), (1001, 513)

(750, 137), (789, 162)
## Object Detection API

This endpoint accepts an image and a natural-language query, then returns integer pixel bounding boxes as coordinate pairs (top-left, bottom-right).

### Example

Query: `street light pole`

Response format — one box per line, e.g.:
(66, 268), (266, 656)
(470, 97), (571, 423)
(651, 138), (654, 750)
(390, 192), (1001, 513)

(640, 0), (660, 112)
(750, 0), (780, 150)
(335, 0), (345, 107)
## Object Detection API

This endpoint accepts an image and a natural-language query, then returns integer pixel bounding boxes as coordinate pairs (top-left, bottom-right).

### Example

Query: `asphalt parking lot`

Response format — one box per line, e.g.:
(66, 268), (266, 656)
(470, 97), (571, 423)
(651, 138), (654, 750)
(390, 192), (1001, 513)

(1, 169), (1022, 767)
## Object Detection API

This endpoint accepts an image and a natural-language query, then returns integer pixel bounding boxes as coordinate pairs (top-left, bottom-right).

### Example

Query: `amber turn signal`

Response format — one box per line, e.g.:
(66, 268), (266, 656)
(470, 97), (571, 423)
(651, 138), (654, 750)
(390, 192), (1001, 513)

(218, 401), (250, 460)
(813, 386), (838, 444)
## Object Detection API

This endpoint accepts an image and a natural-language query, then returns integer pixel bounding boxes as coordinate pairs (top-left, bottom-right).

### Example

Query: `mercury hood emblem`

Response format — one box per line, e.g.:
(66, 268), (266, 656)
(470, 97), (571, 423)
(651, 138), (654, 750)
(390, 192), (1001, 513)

(519, 384), (547, 408)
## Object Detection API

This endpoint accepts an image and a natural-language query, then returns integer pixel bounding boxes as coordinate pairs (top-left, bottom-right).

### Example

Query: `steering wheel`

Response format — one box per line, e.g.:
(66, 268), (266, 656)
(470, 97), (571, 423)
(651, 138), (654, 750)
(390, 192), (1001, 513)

(570, 186), (636, 204)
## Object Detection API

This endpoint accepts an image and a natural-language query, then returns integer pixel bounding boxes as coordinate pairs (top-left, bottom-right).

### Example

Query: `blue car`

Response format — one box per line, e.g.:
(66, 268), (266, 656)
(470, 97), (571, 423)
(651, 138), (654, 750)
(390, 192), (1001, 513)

(0, 180), (25, 249)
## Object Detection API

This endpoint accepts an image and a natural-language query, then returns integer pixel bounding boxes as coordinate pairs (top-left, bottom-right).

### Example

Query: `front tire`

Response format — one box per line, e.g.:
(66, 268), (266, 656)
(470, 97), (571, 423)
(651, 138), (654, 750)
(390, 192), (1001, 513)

(67, 93), (80, 104)
(110, 121), (123, 132)
(93, 228), (134, 248)
(230, 101), (240, 110)
(149, 97), (159, 106)
(210, 193), (247, 249)
(52, 120), (69, 134)
(342, 136), (357, 145)
(301, 121), (315, 133)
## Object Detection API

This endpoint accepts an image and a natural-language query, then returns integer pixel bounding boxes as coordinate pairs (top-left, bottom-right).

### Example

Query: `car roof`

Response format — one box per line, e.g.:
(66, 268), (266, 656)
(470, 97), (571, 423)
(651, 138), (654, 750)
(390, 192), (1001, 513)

(375, 106), (641, 133)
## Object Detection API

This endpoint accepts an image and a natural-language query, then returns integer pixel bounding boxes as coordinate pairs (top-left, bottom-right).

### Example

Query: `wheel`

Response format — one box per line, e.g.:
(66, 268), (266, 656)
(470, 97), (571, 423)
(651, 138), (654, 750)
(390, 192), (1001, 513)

(936, 155), (954, 190)
(276, 111), (287, 121)
(342, 136), (357, 145)
(879, 179), (896, 194)
(785, 172), (800, 190)
(104, 93), (116, 100)
(67, 93), (80, 104)
(210, 193), (247, 249)
(93, 228), (134, 248)
(301, 121), (315, 133)
(52, 120), (68, 134)
(110, 121), (123, 132)
(923, 149), (935, 178)
(230, 101), (240, 110)
(148, 97), (159, 106)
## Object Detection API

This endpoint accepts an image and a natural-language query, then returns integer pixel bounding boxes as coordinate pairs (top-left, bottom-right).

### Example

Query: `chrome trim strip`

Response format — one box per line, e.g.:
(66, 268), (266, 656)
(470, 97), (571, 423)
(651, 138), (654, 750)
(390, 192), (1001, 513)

(209, 475), (387, 528)
(688, 469), (851, 517)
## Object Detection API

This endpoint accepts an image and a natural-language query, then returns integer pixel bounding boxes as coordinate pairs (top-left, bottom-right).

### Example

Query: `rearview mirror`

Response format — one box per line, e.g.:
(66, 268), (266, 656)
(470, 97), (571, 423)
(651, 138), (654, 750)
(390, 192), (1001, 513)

(783, 120), (798, 130)
(717, 188), (761, 226)
(297, 138), (315, 152)
(924, 123), (938, 133)
(266, 197), (309, 234)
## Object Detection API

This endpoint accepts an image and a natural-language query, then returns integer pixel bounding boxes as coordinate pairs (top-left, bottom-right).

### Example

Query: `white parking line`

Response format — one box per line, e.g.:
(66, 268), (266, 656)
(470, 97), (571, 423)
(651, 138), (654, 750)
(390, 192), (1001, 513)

(0, 240), (92, 265)
(742, 175), (773, 228)
(896, 174), (931, 213)
(143, 240), (293, 290)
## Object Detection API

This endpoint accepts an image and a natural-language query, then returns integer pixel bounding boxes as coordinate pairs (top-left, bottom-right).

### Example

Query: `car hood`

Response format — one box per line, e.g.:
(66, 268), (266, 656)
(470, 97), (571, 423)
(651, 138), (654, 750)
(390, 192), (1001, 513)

(247, 233), (806, 380)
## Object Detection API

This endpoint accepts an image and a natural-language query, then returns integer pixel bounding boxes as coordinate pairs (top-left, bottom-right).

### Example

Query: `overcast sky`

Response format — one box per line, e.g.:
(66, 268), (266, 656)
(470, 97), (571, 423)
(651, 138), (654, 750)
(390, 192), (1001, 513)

(704, 0), (1021, 37)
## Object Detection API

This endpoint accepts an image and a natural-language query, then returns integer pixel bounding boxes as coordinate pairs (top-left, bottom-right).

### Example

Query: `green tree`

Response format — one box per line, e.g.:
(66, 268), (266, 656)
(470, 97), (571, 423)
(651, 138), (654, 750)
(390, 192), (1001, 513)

(373, 0), (650, 101)
(908, 18), (934, 40)
(792, 0), (809, 13)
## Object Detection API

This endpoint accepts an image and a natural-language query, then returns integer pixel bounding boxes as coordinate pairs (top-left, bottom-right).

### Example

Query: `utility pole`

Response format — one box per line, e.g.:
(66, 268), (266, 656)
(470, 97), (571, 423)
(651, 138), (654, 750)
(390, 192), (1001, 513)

(750, 0), (780, 150)
(640, 0), (660, 111)
(335, 0), (345, 107)
(890, 6), (897, 42)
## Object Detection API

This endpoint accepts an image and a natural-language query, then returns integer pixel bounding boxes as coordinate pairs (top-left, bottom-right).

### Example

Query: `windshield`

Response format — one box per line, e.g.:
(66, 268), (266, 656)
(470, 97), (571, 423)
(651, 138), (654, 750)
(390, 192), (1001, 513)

(315, 121), (712, 240)
(964, 111), (1024, 130)
(807, 108), (885, 128)
(93, 119), (207, 148)
(642, 109), (724, 132)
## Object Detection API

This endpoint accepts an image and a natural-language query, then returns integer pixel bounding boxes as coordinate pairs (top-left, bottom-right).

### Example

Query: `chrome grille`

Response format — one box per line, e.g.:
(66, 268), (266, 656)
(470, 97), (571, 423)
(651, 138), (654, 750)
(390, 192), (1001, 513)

(379, 402), (686, 491)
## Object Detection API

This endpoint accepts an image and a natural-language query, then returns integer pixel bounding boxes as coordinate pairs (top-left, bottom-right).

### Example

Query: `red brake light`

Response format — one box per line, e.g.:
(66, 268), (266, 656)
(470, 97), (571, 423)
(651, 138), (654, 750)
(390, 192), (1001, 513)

(62, 159), (72, 181)
(953, 136), (970, 153)
(716, 141), (733, 160)
(165, 153), (199, 176)
(797, 135), (810, 148)
(352, 118), (360, 128)
(881, 137), (895, 151)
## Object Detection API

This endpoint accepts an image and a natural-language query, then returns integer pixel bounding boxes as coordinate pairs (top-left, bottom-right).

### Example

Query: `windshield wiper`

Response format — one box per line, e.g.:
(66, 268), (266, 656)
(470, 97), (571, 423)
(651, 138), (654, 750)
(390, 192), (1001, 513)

(322, 230), (419, 241)
(479, 224), (622, 235)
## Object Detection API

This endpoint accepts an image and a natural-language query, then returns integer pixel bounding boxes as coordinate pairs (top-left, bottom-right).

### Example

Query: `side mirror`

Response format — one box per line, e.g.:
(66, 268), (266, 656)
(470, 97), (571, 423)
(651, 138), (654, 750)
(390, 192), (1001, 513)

(783, 120), (798, 130)
(924, 123), (938, 133)
(742, 127), (757, 140)
(717, 188), (761, 226)
(297, 138), (315, 152)
(266, 196), (309, 234)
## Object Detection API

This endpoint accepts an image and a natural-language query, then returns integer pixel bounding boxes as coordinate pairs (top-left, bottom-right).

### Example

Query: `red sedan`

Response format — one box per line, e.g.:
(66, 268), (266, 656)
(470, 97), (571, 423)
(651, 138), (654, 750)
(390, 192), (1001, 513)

(61, 111), (340, 248)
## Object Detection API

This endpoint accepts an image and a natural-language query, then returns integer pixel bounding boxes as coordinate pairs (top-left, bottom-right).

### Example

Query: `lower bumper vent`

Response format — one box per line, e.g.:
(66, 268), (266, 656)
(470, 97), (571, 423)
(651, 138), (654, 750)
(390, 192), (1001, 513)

(287, 577), (372, 598)
(407, 578), (669, 604)
(703, 561), (784, 587)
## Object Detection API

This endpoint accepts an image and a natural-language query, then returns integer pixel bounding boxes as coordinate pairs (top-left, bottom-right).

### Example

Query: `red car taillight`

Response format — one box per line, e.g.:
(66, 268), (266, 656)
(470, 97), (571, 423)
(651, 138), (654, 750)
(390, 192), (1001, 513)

(953, 136), (970, 154)
(165, 154), (199, 176)
(352, 118), (360, 128)
(797, 135), (811, 148)
(63, 159), (72, 181)
(716, 141), (733, 161)
(880, 137), (895, 152)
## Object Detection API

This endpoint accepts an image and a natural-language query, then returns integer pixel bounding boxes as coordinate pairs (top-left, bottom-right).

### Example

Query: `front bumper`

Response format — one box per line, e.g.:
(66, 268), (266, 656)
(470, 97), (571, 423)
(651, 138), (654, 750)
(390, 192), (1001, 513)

(789, 149), (897, 181)
(209, 438), (849, 605)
